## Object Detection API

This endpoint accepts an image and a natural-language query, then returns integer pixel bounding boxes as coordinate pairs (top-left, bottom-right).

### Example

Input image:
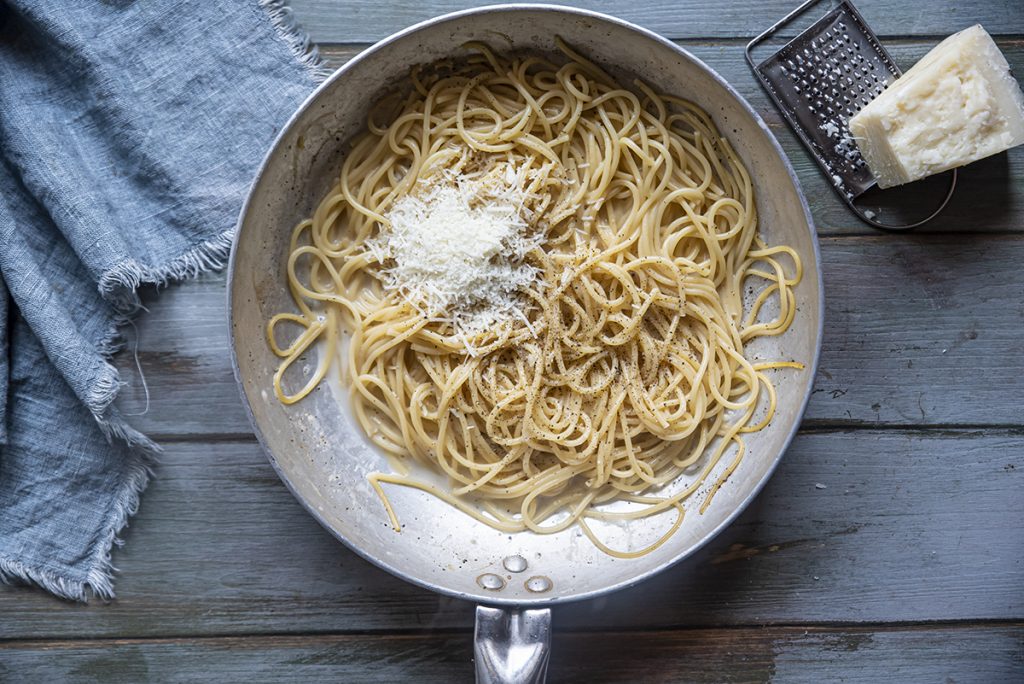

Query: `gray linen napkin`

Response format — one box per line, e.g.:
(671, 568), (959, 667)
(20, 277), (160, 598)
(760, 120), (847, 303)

(0, 0), (326, 600)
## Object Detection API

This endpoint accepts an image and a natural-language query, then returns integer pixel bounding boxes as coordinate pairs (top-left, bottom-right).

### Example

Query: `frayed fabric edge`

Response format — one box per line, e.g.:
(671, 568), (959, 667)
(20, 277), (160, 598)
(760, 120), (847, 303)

(98, 230), (235, 312)
(79, 313), (161, 453)
(1, 229), (236, 602)
(0, 556), (92, 602)
(88, 228), (235, 456)
(83, 448), (156, 601)
(259, 0), (334, 83)
(90, 229), (236, 452)
(0, 451), (154, 602)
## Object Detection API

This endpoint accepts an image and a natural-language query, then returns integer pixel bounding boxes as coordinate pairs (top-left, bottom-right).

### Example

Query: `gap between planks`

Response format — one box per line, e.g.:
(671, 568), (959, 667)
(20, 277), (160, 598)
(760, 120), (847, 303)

(5, 624), (1020, 683)
(146, 424), (1024, 445)
(286, 0), (1024, 44)
(3, 620), (1021, 648)
(315, 37), (1024, 50)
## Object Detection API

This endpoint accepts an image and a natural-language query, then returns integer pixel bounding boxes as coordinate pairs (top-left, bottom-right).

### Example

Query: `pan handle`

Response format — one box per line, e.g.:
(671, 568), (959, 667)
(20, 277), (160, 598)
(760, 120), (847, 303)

(474, 605), (552, 684)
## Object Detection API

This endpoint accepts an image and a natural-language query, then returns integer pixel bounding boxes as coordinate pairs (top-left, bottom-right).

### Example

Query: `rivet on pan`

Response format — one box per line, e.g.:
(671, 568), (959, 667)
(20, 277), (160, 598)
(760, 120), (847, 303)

(503, 555), (528, 573)
(525, 576), (553, 593)
(477, 573), (505, 591)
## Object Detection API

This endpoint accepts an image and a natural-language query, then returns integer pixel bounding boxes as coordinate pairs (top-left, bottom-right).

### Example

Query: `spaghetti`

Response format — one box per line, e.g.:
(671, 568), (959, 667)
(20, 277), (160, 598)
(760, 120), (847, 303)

(268, 41), (802, 558)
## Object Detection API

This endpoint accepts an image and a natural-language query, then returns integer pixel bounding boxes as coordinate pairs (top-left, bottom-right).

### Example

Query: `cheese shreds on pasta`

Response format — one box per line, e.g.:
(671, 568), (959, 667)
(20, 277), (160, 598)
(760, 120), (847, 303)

(366, 170), (542, 336)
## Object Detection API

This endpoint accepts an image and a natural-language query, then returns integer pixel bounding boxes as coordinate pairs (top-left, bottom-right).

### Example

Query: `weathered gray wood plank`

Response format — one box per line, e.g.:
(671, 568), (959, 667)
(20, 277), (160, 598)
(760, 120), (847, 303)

(316, 40), (1024, 235)
(289, 0), (1024, 43)
(109, 236), (1024, 437)
(2, 429), (1020, 639)
(1, 625), (1021, 683)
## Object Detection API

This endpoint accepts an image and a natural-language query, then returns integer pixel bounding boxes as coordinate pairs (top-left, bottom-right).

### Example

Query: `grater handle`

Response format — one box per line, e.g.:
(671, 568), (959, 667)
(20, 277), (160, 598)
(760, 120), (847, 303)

(849, 169), (958, 231)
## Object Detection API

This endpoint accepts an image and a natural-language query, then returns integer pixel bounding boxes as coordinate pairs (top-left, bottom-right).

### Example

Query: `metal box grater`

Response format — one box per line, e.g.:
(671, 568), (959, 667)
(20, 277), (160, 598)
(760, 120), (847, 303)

(746, 0), (956, 230)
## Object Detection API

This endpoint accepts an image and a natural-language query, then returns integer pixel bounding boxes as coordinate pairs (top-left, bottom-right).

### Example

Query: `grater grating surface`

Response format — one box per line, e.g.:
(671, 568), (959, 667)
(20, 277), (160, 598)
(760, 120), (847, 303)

(747, 0), (956, 230)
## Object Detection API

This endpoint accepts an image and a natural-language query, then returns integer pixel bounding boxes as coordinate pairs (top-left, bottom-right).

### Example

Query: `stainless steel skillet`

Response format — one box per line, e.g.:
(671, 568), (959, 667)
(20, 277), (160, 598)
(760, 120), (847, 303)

(228, 5), (823, 681)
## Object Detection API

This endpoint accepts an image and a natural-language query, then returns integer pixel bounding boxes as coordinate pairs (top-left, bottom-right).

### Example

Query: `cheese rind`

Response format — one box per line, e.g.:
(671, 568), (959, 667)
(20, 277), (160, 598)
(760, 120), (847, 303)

(849, 25), (1024, 189)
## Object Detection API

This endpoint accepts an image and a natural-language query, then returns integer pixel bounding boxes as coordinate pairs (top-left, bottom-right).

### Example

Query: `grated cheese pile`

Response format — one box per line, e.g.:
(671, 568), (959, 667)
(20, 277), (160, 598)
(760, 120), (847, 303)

(365, 169), (542, 339)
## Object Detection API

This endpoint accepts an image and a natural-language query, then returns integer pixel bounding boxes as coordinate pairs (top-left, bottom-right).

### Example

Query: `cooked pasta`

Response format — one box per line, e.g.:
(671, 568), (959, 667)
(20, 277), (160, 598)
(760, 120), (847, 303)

(267, 41), (802, 558)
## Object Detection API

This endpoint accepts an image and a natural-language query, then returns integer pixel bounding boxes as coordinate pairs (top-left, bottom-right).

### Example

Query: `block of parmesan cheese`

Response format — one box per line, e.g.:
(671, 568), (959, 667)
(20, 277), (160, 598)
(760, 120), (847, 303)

(849, 25), (1024, 189)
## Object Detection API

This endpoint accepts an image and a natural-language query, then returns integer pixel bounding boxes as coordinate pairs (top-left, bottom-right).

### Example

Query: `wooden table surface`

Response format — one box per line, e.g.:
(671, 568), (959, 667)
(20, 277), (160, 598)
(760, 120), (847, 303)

(3, 1), (1023, 681)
